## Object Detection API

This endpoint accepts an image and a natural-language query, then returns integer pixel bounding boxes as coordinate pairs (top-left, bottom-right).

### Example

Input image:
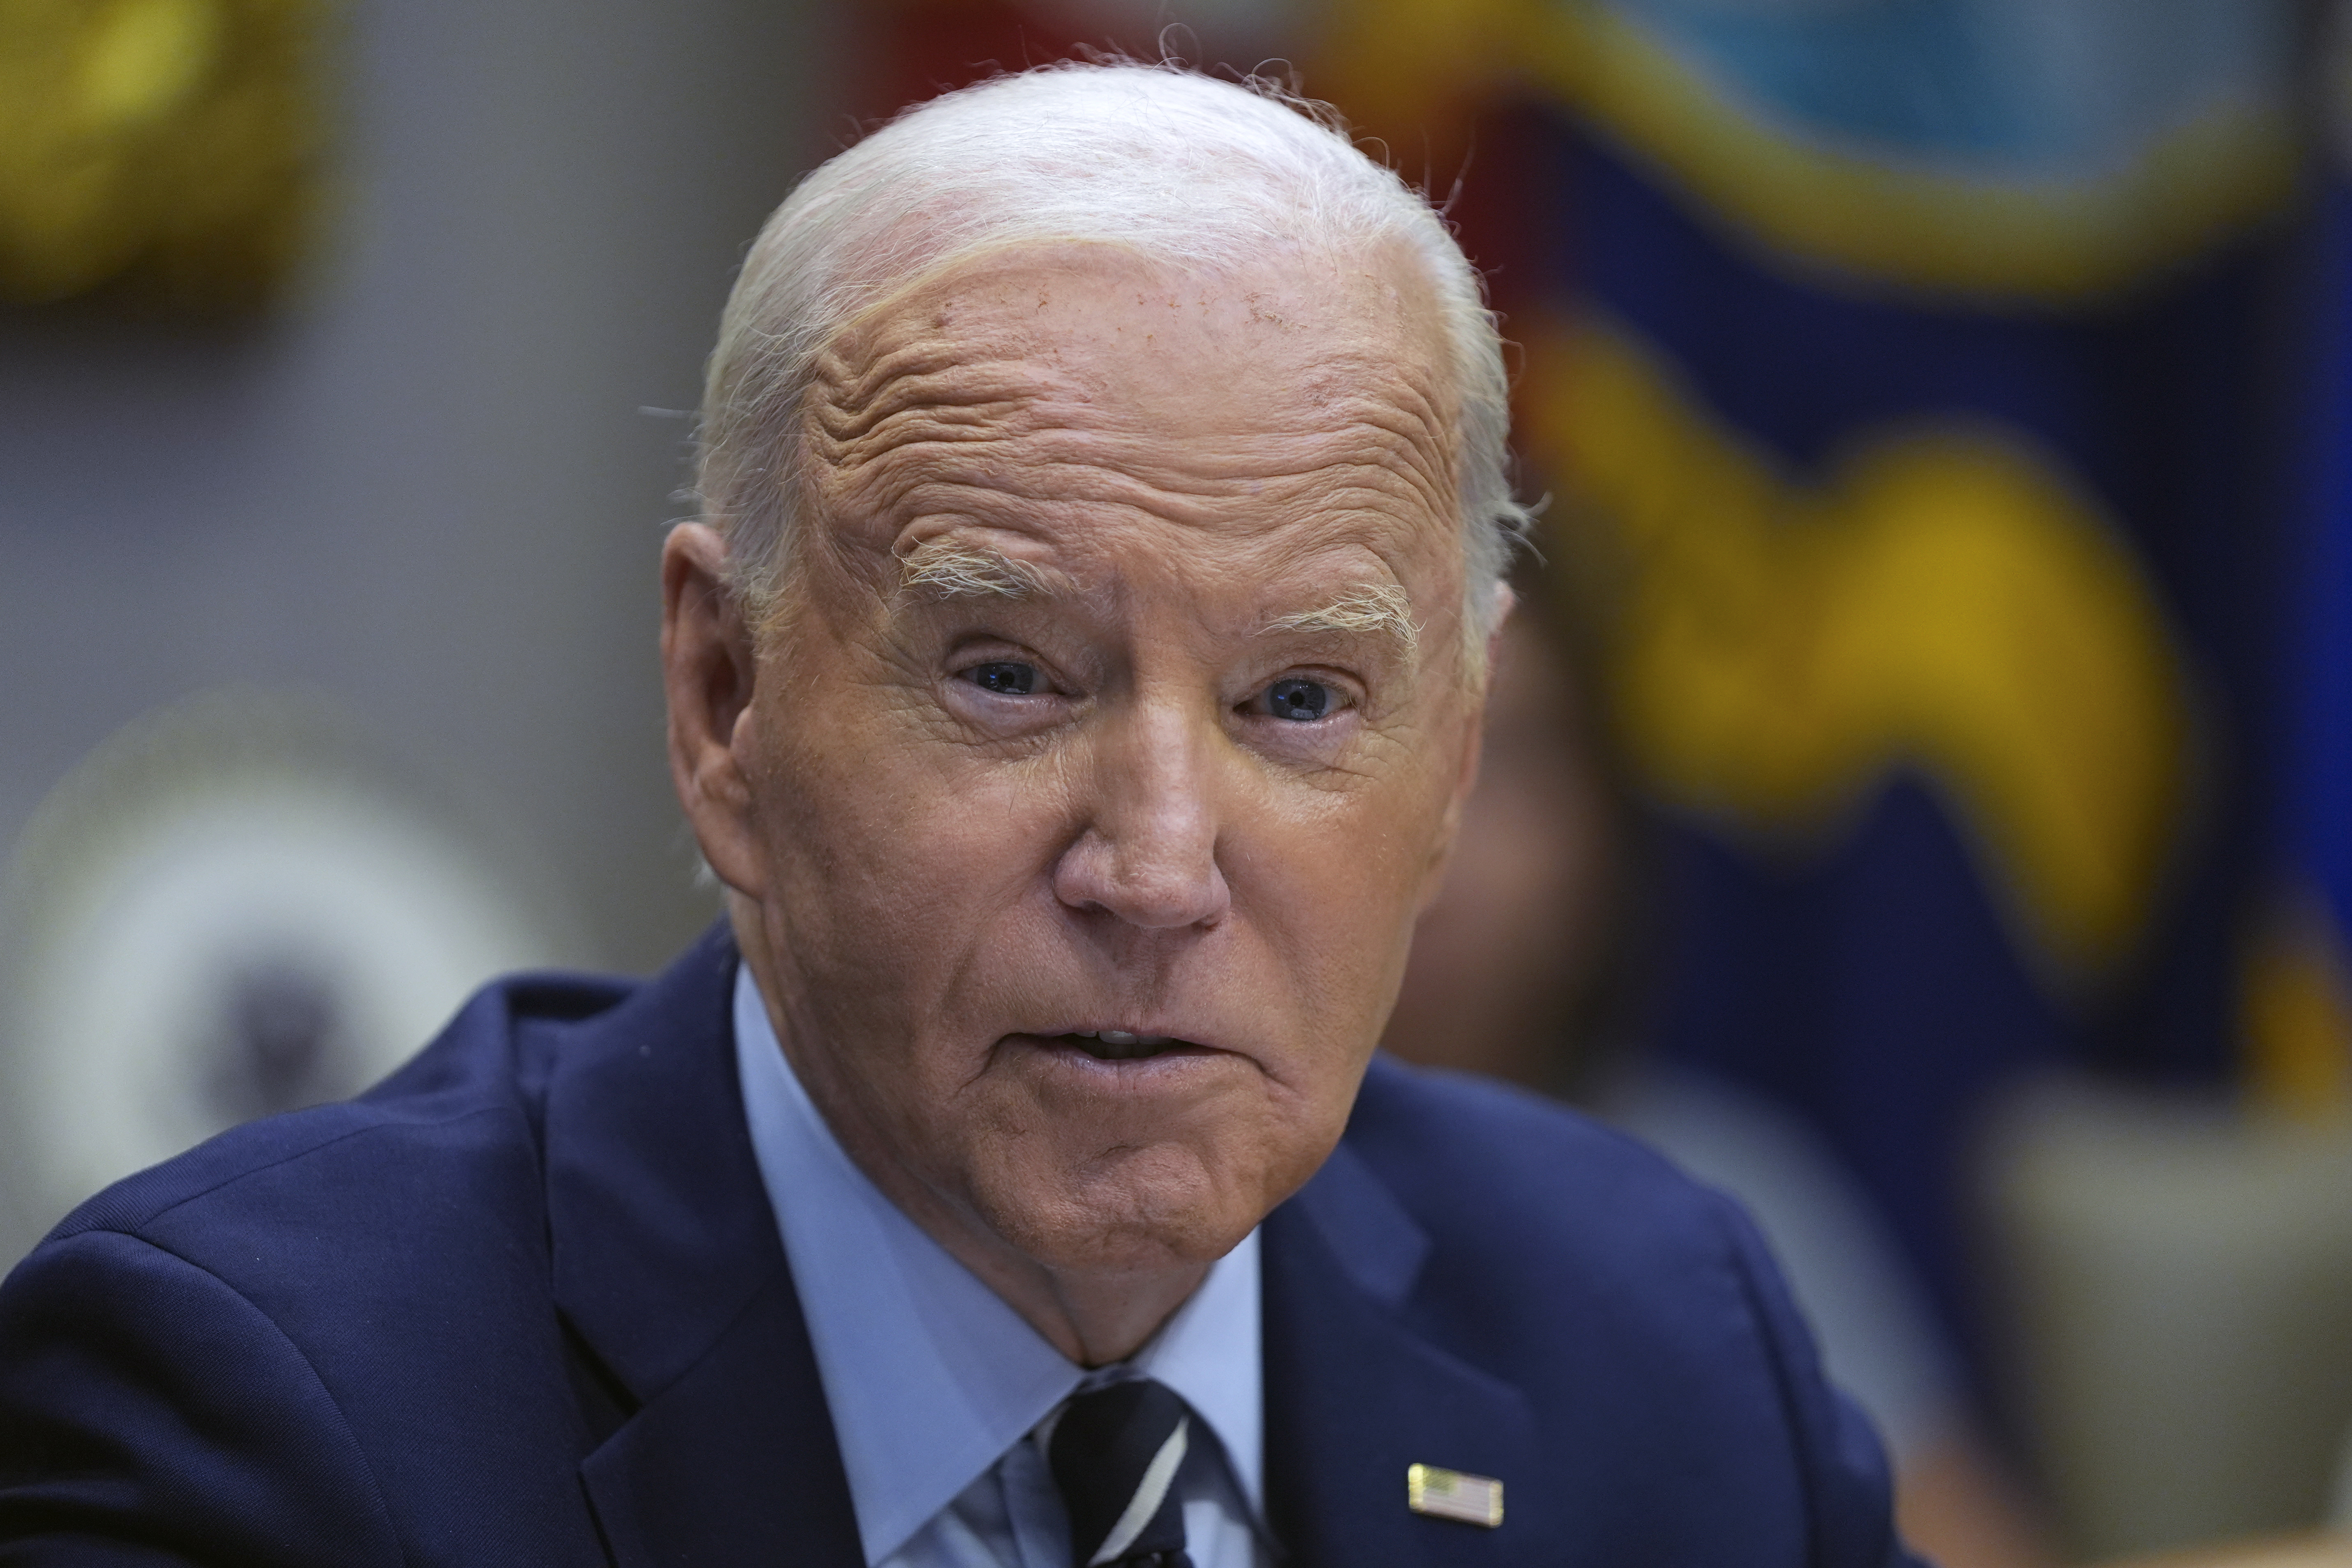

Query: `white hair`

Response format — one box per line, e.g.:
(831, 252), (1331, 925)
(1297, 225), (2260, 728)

(694, 62), (1528, 649)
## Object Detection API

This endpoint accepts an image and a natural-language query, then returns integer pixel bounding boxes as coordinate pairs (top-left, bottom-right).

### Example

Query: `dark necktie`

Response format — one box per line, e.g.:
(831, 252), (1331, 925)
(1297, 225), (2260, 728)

(1047, 1378), (1195, 1568)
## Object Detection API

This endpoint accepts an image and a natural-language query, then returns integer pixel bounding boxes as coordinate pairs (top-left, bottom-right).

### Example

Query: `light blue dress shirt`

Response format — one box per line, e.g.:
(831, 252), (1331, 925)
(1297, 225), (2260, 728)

(732, 966), (1271, 1568)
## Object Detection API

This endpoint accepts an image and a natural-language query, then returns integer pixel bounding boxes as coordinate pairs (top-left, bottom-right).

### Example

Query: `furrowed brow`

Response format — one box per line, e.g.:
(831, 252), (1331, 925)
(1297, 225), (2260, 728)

(896, 537), (1075, 601)
(1264, 581), (1421, 668)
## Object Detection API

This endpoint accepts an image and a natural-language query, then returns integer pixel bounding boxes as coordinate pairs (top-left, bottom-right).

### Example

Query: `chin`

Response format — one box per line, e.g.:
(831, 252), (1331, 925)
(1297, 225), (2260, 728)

(976, 1145), (1261, 1278)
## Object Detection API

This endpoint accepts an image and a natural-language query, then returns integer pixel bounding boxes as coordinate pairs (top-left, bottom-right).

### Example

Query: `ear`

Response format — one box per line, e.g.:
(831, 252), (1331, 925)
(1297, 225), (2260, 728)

(1417, 582), (1516, 913)
(662, 523), (766, 897)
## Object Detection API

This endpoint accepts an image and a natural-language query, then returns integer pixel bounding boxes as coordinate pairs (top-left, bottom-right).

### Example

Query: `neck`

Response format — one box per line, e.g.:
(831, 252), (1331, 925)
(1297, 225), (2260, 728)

(728, 899), (1209, 1367)
(894, 1196), (1211, 1368)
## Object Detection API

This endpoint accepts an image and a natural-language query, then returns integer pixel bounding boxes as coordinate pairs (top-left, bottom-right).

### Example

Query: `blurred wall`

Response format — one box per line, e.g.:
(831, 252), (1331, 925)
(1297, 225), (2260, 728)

(0, 0), (837, 980)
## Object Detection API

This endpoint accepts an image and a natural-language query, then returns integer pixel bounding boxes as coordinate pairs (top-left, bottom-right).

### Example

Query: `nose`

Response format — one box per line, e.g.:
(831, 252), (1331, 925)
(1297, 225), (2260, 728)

(1052, 698), (1232, 931)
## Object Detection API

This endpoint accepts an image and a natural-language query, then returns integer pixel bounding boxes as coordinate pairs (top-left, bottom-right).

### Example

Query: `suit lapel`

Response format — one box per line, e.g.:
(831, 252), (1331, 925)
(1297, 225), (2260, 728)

(1263, 1141), (1545, 1568)
(543, 925), (863, 1568)
(576, 1269), (861, 1568)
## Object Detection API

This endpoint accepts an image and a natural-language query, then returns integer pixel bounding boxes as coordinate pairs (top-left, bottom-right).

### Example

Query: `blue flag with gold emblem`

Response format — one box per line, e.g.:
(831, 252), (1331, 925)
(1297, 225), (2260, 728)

(1319, 0), (2308, 1379)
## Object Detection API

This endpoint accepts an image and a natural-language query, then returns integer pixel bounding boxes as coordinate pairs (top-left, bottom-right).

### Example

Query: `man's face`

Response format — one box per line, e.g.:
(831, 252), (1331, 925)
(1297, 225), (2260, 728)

(717, 241), (1482, 1282)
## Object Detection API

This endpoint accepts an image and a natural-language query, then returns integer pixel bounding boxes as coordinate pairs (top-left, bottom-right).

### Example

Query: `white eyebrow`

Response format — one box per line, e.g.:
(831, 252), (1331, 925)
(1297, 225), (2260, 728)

(899, 543), (1421, 665)
(897, 537), (1073, 600)
(1264, 581), (1421, 667)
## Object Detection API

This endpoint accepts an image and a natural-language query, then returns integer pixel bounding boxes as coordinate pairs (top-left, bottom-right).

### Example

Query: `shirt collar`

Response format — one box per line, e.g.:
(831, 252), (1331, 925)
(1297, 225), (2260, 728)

(731, 964), (1263, 1565)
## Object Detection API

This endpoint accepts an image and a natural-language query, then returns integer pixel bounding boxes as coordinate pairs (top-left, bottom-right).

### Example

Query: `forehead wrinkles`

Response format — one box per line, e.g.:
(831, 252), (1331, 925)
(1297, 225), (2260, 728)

(811, 343), (1461, 540)
(794, 250), (1467, 588)
(1279, 354), (1458, 534)
(804, 316), (1062, 467)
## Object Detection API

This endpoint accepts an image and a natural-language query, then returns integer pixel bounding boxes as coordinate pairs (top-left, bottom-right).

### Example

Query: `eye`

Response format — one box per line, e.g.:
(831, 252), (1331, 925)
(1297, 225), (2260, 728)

(964, 661), (1039, 696)
(1259, 676), (1334, 722)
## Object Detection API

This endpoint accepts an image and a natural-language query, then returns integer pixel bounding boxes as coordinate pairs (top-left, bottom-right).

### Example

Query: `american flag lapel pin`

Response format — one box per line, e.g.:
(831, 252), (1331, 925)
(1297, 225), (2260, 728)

(1407, 1463), (1504, 1527)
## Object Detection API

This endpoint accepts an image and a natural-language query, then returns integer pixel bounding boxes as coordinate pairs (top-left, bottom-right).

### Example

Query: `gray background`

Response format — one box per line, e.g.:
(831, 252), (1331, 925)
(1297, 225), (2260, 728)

(0, 0), (839, 1259)
(0, 0), (838, 973)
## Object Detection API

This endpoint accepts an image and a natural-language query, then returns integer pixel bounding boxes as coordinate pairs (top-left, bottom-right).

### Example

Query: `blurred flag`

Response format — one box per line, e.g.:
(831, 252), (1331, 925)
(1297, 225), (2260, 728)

(2245, 41), (2352, 1121)
(1313, 0), (2307, 1375)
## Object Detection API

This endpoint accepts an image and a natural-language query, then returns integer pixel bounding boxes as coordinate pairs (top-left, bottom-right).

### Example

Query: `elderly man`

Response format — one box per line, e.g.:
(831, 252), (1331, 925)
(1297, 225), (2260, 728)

(0, 66), (1917, 1568)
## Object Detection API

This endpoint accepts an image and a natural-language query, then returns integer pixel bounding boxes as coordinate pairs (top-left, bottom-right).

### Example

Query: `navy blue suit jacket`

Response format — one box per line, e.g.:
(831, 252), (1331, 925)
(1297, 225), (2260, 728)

(0, 927), (1919, 1566)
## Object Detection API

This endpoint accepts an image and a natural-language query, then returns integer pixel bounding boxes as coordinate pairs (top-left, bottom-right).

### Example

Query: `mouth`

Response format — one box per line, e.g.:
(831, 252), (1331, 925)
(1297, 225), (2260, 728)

(1054, 1028), (1191, 1061)
(1008, 1028), (1220, 1066)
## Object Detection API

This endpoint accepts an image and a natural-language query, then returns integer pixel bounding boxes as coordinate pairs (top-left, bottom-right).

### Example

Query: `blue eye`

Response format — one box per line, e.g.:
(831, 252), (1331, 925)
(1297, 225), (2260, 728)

(967, 662), (1038, 695)
(1264, 677), (1331, 722)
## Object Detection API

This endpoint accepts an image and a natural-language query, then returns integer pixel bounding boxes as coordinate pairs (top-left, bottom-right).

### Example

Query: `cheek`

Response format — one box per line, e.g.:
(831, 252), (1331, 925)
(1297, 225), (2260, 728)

(1231, 752), (1460, 1048)
(763, 703), (1056, 945)
(750, 656), (1090, 1031)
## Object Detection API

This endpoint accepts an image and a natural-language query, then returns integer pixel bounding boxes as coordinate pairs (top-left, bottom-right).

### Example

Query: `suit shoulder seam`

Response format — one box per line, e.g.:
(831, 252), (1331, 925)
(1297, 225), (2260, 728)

(65, 1102), (520, 1238)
